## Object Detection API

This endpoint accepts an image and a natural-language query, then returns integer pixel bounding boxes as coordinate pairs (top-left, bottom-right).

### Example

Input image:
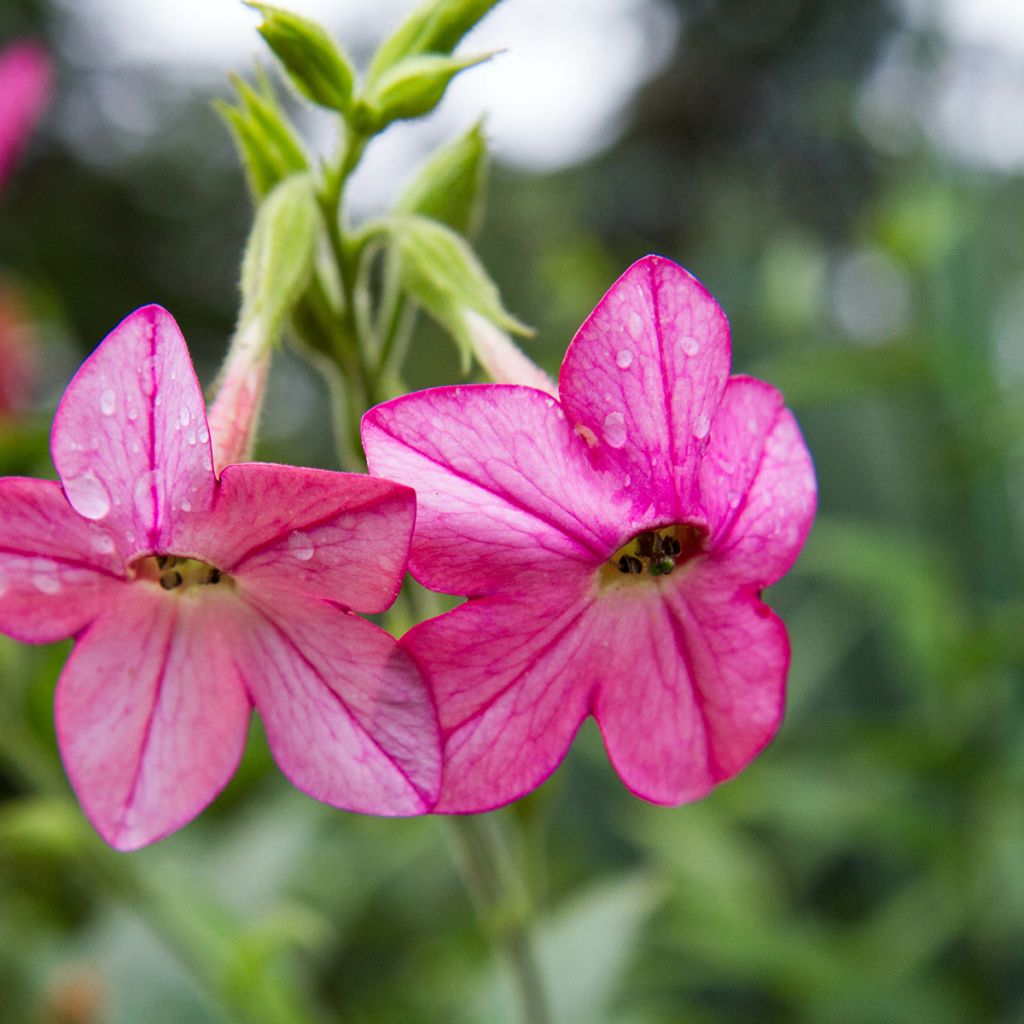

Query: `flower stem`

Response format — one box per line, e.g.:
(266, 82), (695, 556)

(446, 814), (552, 1024)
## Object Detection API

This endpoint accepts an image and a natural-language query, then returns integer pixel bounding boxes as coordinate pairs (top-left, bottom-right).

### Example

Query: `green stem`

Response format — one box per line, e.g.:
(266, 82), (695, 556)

(446, 815), (553, 1024)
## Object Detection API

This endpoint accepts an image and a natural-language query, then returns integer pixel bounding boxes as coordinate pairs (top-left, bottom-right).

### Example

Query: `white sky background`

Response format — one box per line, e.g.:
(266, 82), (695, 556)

(53, 0), (680, 210)
(861, 0), (1024, 171)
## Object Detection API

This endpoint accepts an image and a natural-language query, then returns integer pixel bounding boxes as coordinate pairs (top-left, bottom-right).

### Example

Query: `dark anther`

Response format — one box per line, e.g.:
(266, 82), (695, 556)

(206, 568), (221, 585)
(160, 570), (183, 590)
(634, 532), (656, 559)
(662, 536), (682, 557)
(156, 555), (168, 568)
(617, 554), (644, 574)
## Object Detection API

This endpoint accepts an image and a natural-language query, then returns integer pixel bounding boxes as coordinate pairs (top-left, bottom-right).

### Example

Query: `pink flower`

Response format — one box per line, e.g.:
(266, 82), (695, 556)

(0, 306), (440, 849)
(363, 255), (816, 812)
(0, 40), (52, 193)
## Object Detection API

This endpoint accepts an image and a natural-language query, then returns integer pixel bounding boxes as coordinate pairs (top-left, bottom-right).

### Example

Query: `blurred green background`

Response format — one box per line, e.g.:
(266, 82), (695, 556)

(2, 0), (1023, 1022)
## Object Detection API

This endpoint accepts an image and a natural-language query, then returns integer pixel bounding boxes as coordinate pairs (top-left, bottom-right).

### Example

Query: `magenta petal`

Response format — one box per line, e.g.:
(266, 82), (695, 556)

(403, 587), (595, 812)
(55, 587), (250, 850)
(51, 306), (216, 556)
(699, 375), (784, 539)
(0, 478), (125, 643)
(710, 404), (816, 588)
(593, 580), (788, 805)
(363, 385), (630, 595)
(559, 255), (731, 519)
(236, 591), (440, 815)
(188, 463), (414, 613)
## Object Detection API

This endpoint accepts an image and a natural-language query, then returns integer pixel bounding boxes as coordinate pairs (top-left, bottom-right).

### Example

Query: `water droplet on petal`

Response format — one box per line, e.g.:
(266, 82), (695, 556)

(693, 412), (711, 439)
(179, 407), (190, 428)
(31, 563), (60, 594)
(615, 349), (634, 370)
(623, 475), (632, 488)
(603, 411), (627, 449)
(133, 469), (158, 520)
(64, 471), (111, 521)
(127, 406), (139, 422)
(288, 531), (314, 561)
(680, 335), (700, 357)
(138, 355), (158, 396)
(197, 426), (209, 444)
(719, 458), (735, 475)
(727, 489), (740, 508)
(187, 430), (196, 446)
(179, 498), (192, 513)
(99, 389), (116, 416)
(90, 529), (116, 555)
(627, 311), (643, 340)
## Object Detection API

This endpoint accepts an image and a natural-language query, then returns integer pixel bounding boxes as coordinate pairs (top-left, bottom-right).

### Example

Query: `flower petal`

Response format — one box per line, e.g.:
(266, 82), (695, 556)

(594, 579), (788, 805)
(402, 586), (596, 812)
(55, 586), (251, 850)
(51, 306), (216, 556)
(559, 255), (731, 521)
(699, 376), (784, 540)
(0, 478), (125, 643)
(184, 463), (414, 614)
(235, 591), (440, 815)
(363, 385), (630, 596)
(709, 404), (816, 587)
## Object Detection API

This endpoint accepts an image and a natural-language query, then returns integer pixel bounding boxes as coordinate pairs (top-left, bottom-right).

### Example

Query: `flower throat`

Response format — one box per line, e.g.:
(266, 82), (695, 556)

(610, 524), (706, 579)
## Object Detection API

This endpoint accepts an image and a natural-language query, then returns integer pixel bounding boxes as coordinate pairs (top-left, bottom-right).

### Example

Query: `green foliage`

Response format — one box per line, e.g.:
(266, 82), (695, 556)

(246, 2), (355, 113)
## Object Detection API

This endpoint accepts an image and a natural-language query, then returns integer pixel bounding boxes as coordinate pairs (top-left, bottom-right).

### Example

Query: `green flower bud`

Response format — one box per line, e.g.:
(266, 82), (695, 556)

(364, 52), (494, 130)
(216, 72), (308, 200)
(393, 214), (530, 368)
(368, 0), (503, 85)
(397, 120), (488, 236)
(247, 2), (355, 113)
(240, 172), (320, 336)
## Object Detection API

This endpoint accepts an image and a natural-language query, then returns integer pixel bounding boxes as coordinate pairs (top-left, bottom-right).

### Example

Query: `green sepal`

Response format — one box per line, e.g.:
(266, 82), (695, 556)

(240, 172), (321, 337)
(368, 0), (503, 85)
(393, 214), (530, 368)
(364, 52), (494, 129)
(247, 2), (355, 113)
(397, 120), (488, 236)
(216, 71), (308, 200)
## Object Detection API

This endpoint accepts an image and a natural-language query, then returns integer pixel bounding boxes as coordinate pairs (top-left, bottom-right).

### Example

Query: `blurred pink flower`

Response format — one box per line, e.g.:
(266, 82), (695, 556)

(0, 39), (52, 193)
(363, 255), (816, 812)
(0, 306), (440, 849)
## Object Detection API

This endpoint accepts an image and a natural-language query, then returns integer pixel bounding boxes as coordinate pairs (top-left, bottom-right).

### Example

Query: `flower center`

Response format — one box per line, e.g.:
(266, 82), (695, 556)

(133, 554), (232, 592)
(605, 524), (706, 581)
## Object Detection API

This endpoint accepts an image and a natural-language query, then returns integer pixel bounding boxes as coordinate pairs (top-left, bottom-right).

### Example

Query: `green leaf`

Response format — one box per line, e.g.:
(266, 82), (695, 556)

(365, 52), (494, 129)
(217, 73), (308, 200)
(393, 214), (529, 366)
(396, 120), (488, 236)
(247, 2), (355, 113)
(368, 0), (503, 85)
(240, 173), (320, 336)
